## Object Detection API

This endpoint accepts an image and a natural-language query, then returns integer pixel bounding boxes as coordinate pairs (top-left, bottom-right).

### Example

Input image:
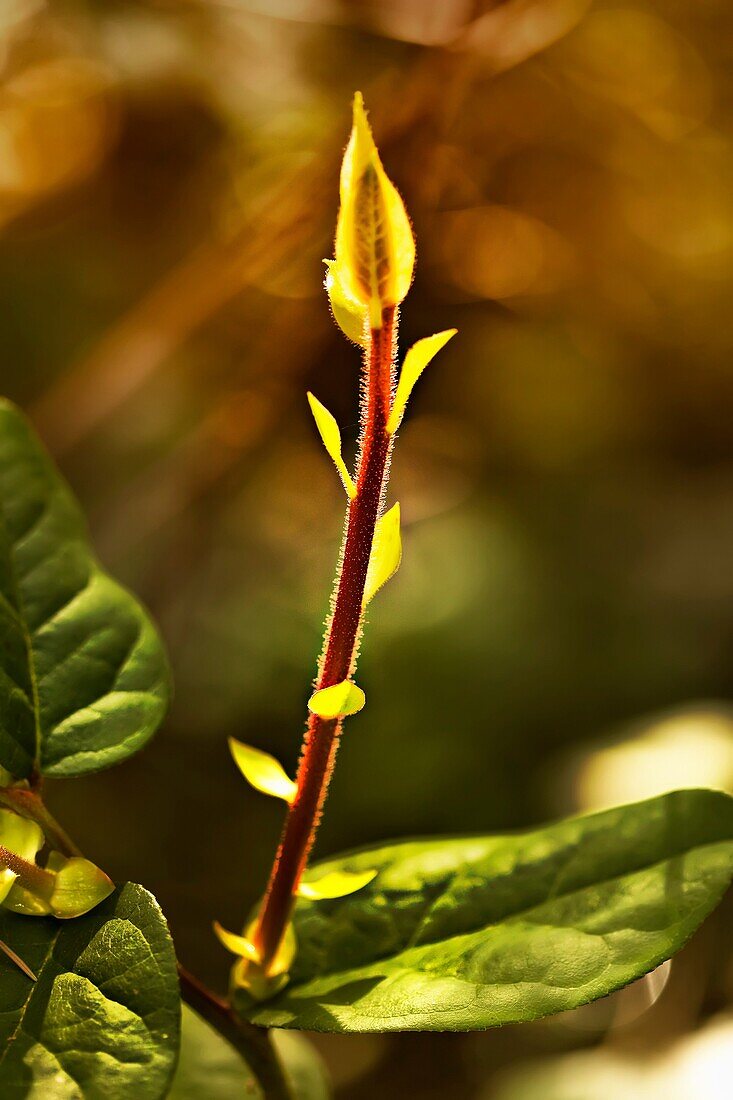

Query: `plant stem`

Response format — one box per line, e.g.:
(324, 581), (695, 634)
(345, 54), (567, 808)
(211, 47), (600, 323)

(0, 844), (55, 893)
(0, 787), (82, 857)
(178, 964), (294, 1099)
(252, 305), (397, 970)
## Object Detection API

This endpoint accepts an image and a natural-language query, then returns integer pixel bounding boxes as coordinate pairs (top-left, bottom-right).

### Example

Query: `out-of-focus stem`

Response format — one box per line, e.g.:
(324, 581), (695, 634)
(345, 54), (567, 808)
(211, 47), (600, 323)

(252, 306), (397, 971)
(0, 787), (82, 857)
(178, 965), (293, 1100)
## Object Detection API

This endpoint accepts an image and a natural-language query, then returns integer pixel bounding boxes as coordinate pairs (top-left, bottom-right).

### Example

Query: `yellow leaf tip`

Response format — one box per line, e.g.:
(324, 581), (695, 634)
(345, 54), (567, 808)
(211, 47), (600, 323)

(352, 91), (368, 130)
(213, 920), (260, 962)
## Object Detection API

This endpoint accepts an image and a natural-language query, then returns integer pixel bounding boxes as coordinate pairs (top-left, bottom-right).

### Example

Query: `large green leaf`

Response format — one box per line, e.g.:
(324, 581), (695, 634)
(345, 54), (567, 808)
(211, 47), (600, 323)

(0, 882), (180, 1098)
(244, 789), (733, 1033)
(0, 400), (169, 779)
(169, 1006), (331, 1100)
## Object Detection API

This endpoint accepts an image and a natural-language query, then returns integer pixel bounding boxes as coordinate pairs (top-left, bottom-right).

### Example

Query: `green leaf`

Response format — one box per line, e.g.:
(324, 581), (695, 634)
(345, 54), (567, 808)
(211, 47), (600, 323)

(169, 1006), (331, 1100)
(243, 789), (733, 1033)
(0, 399), (170, 780)
(0, 882), (180, 1098)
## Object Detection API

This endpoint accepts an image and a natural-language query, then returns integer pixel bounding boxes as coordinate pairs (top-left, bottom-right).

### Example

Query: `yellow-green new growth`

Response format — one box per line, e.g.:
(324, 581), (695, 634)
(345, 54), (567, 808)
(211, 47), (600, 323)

(225, 92), (455, 1001)
(229, 738), (297, 804)
(387, 330), (457, 434)
(0, 809), (43, 905)
(324, 260), (368, 346)
(0, 807), (114, 919)
(364, 502), (402, 605)
(334, 92), (415, 327)
(307, 392), (356, 498)
(297, 868), (377, 900)
(308, 679), (365, 719)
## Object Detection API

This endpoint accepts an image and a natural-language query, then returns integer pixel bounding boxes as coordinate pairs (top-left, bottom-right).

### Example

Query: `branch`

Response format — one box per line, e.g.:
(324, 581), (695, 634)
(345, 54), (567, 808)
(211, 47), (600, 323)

(177, 965), (294, 1100)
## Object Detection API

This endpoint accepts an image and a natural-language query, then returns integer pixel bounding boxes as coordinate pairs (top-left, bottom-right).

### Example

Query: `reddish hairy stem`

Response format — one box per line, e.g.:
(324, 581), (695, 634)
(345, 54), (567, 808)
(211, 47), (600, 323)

(252, 306), (397, 969)
(0, 845), (54, 893)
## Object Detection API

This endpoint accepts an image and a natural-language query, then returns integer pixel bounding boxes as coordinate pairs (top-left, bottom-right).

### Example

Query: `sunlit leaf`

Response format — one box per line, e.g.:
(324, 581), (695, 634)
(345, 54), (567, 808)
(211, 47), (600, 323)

(387, 330), (457, 434)
(307, 393), (356, 499)
(0, 882), (180, 1096)
(243, 789), (733, 1032)
(308, 680), (365, 720)
(297, 869), (377, 901)
(363, 503), (401, 605)
(229, 737), (297, 804)
(324, 261), (367, 347)
(334, 92), (415, 320)
(0, 399), (170, 780)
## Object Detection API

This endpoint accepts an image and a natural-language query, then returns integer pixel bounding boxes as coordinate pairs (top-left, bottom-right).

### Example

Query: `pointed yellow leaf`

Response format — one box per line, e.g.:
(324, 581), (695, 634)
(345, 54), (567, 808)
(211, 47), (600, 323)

(228, 738), (297, 804)
(213, 921), (260, 961)
(297, 868), (377, 900)
(324, 260), (368, 346)
(334, 92), (415, 317)
(308, 680), (365, 720)
(363, 502), (401, 605)
(387, 330), (457, 434)
(307, 392), (356, 499)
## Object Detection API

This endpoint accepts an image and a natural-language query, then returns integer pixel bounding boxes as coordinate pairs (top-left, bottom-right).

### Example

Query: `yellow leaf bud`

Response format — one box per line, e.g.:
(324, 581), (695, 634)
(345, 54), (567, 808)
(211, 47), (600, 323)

(334, 92), (415, 325)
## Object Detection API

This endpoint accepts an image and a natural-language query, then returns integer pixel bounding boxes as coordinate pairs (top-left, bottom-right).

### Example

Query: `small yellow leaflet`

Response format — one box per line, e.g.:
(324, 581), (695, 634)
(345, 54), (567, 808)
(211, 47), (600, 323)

(324, 260), (368, 346)
(307, 392), (356, 499)
(228, 738), (297, 804)
(308, 680), (365, 719)
(363, 502), (401, 605)
(387, 329), (457, 434)
(229, 920), (297, 1000)
(297, 868), (377, 900)
(213, 921), (260, 961)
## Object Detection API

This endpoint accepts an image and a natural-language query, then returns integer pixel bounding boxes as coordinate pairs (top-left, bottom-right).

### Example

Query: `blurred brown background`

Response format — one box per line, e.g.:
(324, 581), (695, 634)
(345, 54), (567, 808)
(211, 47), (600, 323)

(3, 0), (733, 1096)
